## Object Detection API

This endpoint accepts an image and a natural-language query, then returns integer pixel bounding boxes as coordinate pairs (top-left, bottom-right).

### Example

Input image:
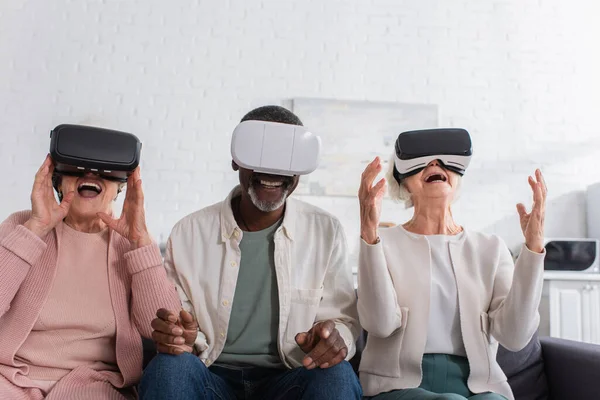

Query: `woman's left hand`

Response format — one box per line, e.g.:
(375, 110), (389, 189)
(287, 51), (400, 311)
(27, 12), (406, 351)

(98, 167), (152, 249)
(517, 169), (547, 253)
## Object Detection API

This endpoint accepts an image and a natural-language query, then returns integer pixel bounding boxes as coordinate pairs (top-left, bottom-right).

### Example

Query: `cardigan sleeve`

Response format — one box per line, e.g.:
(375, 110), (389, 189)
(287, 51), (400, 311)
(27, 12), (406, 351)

(125, 242), (182, 338)
(357, 237), (403, 338)
(487, 238), (546, 351)
(0, 211), (48, 317)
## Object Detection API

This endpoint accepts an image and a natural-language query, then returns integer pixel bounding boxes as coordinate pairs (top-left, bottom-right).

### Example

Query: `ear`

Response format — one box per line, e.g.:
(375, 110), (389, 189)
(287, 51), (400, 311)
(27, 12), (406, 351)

(232, 160), (239, 171)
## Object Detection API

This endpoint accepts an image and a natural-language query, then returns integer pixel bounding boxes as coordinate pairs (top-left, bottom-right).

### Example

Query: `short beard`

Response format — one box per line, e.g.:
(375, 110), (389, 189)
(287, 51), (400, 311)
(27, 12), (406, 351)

(248, 185), (289, 212)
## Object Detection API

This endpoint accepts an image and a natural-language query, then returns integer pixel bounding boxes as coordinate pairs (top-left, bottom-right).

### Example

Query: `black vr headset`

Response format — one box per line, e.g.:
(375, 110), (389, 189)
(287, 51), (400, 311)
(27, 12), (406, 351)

(50, 124), (142, 191)
(392, 128), (472, 182)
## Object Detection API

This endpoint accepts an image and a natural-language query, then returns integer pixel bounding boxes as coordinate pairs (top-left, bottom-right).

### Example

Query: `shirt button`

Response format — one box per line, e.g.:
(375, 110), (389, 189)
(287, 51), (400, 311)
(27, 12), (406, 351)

(230, 261), (237, 267)
(220, 332), (225, 338)
(234, 231), (240, 238)
(204, 359), (211, 365)
(222, 300), (229, 306)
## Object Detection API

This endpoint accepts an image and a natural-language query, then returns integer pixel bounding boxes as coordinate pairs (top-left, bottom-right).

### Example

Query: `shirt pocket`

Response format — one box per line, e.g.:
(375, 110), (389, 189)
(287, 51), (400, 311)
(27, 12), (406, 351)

(359, 307), (409, 378)
(480, 312), (506, 384)
(285, 287), (324, 344)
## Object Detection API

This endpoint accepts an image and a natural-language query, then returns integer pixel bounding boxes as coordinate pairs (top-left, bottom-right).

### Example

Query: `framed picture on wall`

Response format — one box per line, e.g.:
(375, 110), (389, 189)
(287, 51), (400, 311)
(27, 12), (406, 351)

(290, 98), (438, 197)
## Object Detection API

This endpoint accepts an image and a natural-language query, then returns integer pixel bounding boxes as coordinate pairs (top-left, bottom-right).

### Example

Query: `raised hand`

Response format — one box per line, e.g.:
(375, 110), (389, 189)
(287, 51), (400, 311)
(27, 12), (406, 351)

(97, 167), (151, 248)
(358, 157), (386, 244)
(151, 309), (199, 355)
(295, 320), (347, 370)
(24, 155), (75, 237)
(516, 169), (547, 253)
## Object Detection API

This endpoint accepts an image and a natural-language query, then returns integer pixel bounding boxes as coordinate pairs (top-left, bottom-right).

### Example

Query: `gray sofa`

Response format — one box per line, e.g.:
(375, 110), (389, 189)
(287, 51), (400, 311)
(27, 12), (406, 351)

(498, 335), (600, 400)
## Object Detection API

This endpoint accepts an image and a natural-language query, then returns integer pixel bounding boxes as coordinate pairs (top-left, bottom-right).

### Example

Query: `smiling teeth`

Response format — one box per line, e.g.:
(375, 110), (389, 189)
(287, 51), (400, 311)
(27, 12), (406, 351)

(260, 180), (283, 187)
(78, 182), (101, 191)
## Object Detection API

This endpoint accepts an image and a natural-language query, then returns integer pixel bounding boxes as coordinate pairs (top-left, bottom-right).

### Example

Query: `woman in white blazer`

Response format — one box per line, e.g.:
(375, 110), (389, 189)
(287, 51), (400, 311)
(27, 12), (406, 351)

(356, 150), (547, 400)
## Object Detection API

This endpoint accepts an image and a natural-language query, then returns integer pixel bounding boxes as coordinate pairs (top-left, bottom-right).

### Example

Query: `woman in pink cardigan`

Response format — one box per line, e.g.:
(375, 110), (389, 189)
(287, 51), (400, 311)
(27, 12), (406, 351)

(0, 155), (181, 399)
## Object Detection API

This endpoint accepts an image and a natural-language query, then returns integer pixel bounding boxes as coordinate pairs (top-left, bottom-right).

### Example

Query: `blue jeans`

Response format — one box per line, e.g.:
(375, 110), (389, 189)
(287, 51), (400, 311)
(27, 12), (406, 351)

(139, 352), (362, 400)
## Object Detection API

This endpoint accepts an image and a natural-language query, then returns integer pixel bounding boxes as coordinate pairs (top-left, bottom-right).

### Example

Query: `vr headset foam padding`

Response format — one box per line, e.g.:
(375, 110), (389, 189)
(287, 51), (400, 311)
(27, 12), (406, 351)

(50, 124), (142, 183)
(393, 128), (472, 181)
(231, 120), (321, 176)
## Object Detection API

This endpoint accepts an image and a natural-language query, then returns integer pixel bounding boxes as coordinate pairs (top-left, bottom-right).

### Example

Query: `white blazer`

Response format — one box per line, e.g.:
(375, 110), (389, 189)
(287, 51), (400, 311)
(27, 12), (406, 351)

(357, 226), (545, 400)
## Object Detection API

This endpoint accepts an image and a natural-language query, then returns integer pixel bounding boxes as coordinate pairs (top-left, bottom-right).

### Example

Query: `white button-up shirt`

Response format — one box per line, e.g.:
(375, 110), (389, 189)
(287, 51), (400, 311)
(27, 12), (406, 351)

(164, 186), (360, 368)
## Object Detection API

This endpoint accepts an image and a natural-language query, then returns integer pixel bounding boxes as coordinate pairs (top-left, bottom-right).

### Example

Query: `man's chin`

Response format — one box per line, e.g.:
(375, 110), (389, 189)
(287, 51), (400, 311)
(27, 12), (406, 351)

(248, 186), (288, 212)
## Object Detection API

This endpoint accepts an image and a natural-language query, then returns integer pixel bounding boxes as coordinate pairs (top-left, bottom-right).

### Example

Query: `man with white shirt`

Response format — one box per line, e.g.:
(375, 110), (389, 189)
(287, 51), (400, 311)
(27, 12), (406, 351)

(139, 105), (361, 400)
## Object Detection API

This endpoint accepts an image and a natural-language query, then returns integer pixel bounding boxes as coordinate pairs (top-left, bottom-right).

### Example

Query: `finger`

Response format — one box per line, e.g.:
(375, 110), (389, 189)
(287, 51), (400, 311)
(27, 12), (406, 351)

(317, 320), (336, 340)
(304, 327), (340, 368)
(536, 169), (547, 198)
(364, 158), (383, 183)
(373, 178), (386, 198)
(152, 330), (186, 346)
(46, 163), (56, 192)
(135, 179), (145, 206)
(516, 203), (528, 219)
(39, 155), (52, 173)
(156, 342), (188, 355)
(295, 332), (314, 353)
(312, 337), (346, 368)
(179, 310), (197, 330)
(320, 346), (348, 369)
(359, 158), (382, 192)
(33, 163), (50, 190)
(132, 167), (141, 181)
(151, 317), (183, 335)
(97, 212), (119, 230)
(528, 176), (537, 193)
(157, 308), (179, 323)
(59, 191), (75, 211)
(532, 183), (544, 213)
(126, 171), (135, 197)
(295, 332), (308, 346)
(304, 339), (334, 369)
(534, 171), (546, 201)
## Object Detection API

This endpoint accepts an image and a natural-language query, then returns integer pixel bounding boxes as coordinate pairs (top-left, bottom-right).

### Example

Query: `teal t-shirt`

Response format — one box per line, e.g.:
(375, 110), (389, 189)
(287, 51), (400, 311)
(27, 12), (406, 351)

(216, 221), (283, 368)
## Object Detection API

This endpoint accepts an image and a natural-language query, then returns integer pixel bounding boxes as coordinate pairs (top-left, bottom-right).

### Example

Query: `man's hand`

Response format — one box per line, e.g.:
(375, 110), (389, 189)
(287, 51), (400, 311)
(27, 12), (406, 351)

(151, 308), (198, 355)
(295, 320), (347, 370)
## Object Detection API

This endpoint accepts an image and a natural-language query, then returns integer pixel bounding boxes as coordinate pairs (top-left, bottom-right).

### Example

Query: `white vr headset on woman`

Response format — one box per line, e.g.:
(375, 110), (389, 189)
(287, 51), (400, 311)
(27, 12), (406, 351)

(393, 128), (473, 181)
(231, 120), (321, 176)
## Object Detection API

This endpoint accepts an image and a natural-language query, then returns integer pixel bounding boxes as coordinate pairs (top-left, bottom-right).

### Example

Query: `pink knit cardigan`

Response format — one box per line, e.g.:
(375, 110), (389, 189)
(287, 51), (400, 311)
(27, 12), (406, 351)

(0, 211), (181, 398)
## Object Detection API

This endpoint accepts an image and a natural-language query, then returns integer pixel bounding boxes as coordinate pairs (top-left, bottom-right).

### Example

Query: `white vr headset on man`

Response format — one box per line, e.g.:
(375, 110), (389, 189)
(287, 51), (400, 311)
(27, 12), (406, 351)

(231, 120), (321, 176)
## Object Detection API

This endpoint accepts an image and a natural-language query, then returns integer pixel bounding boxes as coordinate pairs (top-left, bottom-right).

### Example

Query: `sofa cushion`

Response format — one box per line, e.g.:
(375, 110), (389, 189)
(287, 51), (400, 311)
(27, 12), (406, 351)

(496, 331), (549, 400)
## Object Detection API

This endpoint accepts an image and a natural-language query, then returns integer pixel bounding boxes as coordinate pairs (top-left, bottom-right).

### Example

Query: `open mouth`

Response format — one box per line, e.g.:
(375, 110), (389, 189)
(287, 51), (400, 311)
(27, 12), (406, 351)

(252, 174), (291, 191)
(424, 173), (447, 183)
(77, 181), (103, 198)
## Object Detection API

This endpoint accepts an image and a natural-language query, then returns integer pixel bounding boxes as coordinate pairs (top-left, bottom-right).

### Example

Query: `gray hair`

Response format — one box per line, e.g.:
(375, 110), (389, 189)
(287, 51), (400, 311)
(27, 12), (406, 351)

(385, 154), (462, 208)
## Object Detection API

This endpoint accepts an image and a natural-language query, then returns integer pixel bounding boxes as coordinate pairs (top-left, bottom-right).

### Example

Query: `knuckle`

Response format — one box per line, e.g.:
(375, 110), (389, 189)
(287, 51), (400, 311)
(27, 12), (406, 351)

(340, 347), (348, 357)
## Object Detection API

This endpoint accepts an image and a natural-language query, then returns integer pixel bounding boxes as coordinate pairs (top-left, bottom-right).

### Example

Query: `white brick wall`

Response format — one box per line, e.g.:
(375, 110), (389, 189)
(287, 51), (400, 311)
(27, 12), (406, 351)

(1, 0), (600, 260)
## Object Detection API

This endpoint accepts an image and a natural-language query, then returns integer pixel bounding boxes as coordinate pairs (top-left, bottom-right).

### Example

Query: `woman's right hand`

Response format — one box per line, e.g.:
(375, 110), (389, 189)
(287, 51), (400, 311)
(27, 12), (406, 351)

(23, 155), (75, 238)
(358, 157), (386, 245)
